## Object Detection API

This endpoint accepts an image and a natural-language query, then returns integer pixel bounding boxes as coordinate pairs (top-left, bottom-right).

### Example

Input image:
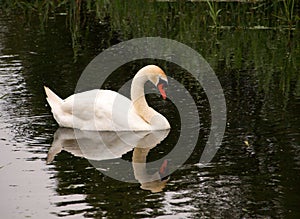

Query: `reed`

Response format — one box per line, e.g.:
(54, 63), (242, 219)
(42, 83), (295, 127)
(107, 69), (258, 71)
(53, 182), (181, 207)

(206, 0), (222, 27)
(279, 0), (299, 29)
(1, 1), (299, 37)
(0, 0), (299, 101)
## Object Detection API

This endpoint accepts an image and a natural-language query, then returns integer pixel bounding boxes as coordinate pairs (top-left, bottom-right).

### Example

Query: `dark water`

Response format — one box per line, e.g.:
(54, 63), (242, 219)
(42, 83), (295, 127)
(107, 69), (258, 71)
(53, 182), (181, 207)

(0, 6), (299, 219)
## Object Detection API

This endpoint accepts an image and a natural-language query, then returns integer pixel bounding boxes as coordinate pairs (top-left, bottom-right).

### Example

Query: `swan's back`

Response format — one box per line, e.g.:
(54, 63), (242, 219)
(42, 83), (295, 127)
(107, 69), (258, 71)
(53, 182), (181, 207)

(45, 88), (151, 131)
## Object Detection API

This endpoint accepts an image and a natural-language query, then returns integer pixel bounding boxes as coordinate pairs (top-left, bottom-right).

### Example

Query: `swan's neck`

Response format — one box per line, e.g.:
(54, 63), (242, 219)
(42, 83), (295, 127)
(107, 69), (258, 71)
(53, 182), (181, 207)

(131, 72), (154, 123)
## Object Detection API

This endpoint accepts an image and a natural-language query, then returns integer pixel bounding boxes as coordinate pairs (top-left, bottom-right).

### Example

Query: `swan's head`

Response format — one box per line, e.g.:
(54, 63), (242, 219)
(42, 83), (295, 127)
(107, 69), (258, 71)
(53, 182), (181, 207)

(144, 65), (168, 100)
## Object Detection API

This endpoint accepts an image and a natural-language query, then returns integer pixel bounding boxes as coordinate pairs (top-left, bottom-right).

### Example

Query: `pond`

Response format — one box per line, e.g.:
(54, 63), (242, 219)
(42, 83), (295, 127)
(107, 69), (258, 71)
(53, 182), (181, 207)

(0, 1), (299, 218)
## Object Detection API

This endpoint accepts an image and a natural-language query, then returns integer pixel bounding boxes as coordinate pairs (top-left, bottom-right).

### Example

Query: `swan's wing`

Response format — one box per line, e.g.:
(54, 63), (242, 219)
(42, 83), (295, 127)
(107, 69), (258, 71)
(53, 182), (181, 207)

(60, 89), (112, 118)
(60, 89), (150, 130)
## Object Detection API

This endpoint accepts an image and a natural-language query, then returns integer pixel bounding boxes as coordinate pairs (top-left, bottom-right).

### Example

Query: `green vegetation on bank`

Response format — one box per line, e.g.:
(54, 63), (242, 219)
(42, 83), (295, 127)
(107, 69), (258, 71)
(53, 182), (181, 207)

(1, 0), (299, 29)
(0, 0), (299, 101)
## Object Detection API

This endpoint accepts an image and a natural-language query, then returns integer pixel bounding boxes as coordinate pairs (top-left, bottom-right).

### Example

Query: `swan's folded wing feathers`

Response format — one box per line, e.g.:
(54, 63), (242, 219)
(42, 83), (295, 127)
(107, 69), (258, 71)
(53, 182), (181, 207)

(49, 88), (157, 131)
(60, 89), (106, 120)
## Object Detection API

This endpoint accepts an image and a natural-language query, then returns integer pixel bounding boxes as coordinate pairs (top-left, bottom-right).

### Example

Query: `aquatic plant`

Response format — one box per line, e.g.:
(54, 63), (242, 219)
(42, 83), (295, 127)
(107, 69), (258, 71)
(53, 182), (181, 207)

(0, 0), (299, 102)
(277, 0), (299, 29)
(206, 0), (222, 27)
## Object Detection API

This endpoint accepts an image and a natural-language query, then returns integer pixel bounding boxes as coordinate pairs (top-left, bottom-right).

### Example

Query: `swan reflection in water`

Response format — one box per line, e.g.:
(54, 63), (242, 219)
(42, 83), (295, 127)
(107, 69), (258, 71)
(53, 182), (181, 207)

(47, 128), (170, 193)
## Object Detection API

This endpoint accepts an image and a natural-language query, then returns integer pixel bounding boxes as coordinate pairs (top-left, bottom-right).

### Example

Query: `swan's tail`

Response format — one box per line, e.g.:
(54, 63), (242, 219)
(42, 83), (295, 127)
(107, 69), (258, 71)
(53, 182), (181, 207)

(44, 86), (63, 110)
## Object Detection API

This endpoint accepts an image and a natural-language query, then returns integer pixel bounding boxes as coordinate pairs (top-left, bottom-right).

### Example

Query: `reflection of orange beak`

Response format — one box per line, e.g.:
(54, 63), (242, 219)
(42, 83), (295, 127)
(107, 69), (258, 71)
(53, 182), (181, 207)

(158, 84), (167, 100)
(159, 159), (169, 181)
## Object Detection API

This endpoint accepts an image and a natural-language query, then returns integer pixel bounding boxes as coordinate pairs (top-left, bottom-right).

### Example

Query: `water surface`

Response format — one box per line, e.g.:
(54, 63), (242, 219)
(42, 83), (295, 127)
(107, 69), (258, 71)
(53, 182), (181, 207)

(0, 5), (299, 219)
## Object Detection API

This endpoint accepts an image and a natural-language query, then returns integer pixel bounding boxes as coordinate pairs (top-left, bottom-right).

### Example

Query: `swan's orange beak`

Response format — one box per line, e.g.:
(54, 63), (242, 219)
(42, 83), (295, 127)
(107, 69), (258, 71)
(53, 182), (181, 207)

(157, 78), (168, 100)
(158, 83), (167, 100)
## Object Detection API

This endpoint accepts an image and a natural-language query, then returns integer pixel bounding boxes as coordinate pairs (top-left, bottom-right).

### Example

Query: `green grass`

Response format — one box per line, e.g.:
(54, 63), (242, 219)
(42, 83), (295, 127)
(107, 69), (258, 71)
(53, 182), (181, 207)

(0, 0), (298, 101)
(206, 0), (222, 27)
(278, 0), (299, 29)
(1, 0), (298, 28)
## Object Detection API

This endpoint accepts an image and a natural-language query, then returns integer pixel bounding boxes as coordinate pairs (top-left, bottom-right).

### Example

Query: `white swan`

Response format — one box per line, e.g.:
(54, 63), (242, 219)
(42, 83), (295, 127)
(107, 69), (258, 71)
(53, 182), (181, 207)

(44, 65), (170, 131)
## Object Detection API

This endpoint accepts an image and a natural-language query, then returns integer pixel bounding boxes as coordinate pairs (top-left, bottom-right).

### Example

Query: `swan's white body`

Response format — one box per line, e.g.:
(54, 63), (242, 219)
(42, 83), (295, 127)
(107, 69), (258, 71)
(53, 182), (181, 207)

(45, 65), (170, 131)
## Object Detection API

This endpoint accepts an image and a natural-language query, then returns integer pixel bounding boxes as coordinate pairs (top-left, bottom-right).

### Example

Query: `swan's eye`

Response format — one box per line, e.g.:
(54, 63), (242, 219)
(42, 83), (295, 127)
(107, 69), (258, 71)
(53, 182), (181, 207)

(157, 77), (168, 88)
